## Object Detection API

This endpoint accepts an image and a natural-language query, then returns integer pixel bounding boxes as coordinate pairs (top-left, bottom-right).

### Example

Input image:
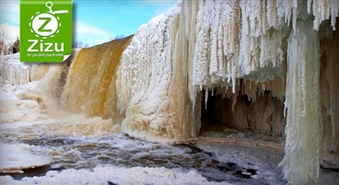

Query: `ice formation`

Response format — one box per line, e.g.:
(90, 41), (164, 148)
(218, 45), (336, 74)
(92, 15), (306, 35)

(279, 19), (321, 184)
(115, 1), (338, 184)
(0, 143), (52, 173)
(0, 53), (49, 85)
(115, 0), (290, 143)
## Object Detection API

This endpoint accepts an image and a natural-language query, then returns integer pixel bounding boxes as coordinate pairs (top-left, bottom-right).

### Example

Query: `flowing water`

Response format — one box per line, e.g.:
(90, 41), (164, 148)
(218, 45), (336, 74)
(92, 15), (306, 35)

(0, 124), (287, 185)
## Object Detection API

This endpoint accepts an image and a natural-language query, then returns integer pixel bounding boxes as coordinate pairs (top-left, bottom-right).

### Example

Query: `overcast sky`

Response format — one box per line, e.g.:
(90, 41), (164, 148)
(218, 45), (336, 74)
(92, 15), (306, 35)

(0, 0), (177, 46)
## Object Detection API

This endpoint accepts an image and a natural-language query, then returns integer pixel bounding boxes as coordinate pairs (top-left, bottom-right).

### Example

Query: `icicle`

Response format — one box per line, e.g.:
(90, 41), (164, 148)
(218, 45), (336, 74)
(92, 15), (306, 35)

(280, 19), (321, 185)
(205, 88), (208, 110)
(307, 0), (312, 14)
(231, 93), (237, 112)
(312, 0), (339, 31)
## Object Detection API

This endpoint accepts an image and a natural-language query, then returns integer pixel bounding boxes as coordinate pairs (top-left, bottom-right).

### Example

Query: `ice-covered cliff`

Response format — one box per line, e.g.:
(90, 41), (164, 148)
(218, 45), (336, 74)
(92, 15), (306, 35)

(113, 0), (339, 184)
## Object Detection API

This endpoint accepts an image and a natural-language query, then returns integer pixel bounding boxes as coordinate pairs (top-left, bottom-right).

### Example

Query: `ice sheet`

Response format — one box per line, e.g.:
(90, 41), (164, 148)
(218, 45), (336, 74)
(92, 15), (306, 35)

(0, 143), (52, 173)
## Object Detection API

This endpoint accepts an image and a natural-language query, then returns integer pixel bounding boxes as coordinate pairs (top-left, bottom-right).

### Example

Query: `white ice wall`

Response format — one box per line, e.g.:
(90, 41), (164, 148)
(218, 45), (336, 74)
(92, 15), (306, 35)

(116, 4), (187, 142)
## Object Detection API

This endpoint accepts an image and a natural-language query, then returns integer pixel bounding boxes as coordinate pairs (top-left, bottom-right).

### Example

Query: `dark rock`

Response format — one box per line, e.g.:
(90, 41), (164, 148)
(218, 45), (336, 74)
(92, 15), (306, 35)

(216, 162), (239, 172)
(235, 168), (257, 179)
(108, 181), (118, 185)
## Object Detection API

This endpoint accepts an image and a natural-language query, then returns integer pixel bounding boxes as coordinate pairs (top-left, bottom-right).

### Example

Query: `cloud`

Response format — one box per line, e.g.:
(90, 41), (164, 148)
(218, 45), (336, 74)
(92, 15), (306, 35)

(1, 1), (19, 13)
(0, 23), (20, 45)
(74, 21), (114, 45)
(0, 1), (20, 25)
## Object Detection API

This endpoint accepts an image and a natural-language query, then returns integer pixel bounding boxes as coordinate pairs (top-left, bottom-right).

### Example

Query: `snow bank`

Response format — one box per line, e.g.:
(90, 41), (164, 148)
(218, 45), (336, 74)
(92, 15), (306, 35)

(0, 165), (230, 185)
(0, 143), (52, 173)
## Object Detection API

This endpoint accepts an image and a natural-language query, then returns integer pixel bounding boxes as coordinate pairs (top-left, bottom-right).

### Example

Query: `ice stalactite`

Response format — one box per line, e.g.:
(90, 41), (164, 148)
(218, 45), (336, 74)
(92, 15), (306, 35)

(280, 19), (321, 184)
(279, 0), (339, 32)
(62, 36), (133, 122)
(187, 0), (288, 106)
(311, 0), (339, 30)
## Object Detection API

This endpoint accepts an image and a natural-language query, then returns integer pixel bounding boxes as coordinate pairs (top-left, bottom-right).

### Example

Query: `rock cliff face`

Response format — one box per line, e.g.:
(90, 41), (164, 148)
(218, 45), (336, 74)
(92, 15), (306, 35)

(54, 0), (339, 184)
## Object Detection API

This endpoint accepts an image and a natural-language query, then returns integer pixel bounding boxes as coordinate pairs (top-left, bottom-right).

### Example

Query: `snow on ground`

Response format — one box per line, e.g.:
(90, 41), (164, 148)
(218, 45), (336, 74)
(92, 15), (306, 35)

(0, 165), (230, 185)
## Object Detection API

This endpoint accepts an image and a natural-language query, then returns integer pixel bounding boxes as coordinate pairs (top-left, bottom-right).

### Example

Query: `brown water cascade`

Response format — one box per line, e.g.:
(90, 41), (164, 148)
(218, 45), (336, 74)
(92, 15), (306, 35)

(61, 36), (133, 123)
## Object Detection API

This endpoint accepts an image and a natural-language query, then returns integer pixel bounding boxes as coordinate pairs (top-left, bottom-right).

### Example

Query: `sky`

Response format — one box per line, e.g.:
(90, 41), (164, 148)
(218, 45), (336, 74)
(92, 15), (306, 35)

(0, 0), (177, 46)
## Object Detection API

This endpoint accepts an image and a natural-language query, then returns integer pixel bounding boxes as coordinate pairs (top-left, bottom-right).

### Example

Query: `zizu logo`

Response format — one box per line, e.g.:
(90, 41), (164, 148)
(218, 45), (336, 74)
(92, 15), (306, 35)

(20, 0), (72, 62)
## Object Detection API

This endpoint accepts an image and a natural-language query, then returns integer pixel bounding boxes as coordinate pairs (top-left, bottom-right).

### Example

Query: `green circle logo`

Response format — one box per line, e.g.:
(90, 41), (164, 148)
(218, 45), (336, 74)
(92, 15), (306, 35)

(20, 0), (72, 62)
(29, 2), (68, 39)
